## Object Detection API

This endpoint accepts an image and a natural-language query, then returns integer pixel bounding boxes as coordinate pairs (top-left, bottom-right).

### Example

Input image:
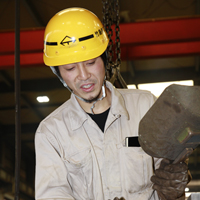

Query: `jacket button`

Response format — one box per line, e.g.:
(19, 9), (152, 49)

(115, 114), (121, 118)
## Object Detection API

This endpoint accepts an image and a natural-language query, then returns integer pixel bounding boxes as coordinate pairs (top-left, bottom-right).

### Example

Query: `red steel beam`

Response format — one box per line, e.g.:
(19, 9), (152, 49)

(1, 52), (43, 68)
(2, 41), (200, 69)
(121, 41), (200, 60)
(118, 17), (200, 45)
(0, 28), (44, 54)
(1, 17), (200, 69)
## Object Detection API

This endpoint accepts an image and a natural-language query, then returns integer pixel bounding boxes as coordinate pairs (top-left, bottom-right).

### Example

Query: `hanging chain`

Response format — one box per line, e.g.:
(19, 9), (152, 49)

(102, 0), (113, 80)
(114, 0), (121, 68)
(102, 0), (127, 88)
(102, 0), (121, 78)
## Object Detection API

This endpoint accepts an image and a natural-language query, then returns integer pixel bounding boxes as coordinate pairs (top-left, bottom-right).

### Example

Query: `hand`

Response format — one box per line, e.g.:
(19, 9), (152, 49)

(151, 158), (191, 200)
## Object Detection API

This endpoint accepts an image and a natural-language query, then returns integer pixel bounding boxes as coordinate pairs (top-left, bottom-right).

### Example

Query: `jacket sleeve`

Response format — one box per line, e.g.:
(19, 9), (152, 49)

(35, 126), (75, 200)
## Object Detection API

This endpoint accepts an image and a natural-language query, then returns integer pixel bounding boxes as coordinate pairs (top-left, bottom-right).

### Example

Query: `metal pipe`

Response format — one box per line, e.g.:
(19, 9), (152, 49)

(14, 0), (21, 199)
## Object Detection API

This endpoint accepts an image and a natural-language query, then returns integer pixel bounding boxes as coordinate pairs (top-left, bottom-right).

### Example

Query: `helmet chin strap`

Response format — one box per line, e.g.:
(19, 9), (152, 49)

(90, 83), (106, 114)
(50, 66), (106, 114)
(65, 82), (106, 115)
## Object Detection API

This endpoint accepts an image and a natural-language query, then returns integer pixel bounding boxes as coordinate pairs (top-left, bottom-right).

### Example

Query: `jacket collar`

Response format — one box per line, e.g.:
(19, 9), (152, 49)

(67, 81), (129, 131)
(106, 81), (129, 119)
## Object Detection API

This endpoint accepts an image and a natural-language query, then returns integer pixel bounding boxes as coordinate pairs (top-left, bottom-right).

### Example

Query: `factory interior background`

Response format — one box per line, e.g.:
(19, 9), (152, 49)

(0, 0), (200, 199)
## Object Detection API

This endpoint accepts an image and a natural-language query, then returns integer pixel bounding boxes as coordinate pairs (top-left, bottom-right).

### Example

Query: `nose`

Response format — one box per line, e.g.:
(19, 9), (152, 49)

(77, 63), (91, 80)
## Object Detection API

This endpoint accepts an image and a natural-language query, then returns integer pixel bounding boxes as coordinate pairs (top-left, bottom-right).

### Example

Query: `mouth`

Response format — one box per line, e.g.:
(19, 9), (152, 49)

(80, 83), (95, 92)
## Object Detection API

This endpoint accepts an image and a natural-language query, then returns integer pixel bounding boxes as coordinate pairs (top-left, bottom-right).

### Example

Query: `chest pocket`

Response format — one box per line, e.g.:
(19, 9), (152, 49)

(121, 146), (153, 193)
(62, 147), (94, 200)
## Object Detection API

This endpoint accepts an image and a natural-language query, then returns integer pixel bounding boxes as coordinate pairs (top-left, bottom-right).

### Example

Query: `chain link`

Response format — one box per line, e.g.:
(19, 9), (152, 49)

(102, 0), (127, 88)
(102, 0), (121, 79)
(102, 0), (112, 80)
(114, 0), (121, 68)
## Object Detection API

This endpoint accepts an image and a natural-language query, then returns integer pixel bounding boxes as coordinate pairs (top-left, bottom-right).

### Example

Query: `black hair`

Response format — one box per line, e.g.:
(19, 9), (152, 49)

(100, 51), (107, 68)
(55, 66), (61, 78)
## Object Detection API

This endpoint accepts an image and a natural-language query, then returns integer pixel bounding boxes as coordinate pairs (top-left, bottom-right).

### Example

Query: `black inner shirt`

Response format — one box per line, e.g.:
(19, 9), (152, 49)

(87, 108), (110, 132)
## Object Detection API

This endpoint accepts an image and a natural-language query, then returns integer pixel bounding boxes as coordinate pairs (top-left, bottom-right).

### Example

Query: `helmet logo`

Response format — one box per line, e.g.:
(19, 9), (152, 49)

(60, 36), (76, 46)
(58, 27), (103, 47)
(95, 28), (103, 37)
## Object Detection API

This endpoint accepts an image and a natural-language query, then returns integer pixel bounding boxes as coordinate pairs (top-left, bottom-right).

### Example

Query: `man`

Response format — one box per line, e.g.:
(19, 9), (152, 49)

(35, 7), (189, 200)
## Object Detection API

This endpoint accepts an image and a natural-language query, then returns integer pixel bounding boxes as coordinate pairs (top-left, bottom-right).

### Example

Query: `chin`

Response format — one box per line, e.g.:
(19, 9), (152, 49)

(84, 96), (99, 103)
(84, 91), (103, 103)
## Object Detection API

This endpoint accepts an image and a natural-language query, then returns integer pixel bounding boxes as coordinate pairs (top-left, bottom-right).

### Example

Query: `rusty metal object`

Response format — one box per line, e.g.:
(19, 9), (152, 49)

(138, 84), (200, 163)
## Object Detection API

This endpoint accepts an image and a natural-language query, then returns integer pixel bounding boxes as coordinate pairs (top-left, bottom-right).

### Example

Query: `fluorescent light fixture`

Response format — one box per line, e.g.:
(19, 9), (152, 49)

(185, 187), (189, 192)
(37, 96), (49, 103)
(128, 80), (194, 97)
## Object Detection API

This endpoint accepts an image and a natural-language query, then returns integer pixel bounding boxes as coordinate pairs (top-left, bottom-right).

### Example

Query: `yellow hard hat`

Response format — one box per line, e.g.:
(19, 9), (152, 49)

(43, 7), (109, 66)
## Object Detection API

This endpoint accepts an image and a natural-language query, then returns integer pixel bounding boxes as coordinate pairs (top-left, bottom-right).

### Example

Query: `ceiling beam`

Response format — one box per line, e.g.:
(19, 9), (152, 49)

(2, 17), (200, 53)
(121, 41), (200, 60)
(119, 17), (200, 45)
(1, 17), (200, 69)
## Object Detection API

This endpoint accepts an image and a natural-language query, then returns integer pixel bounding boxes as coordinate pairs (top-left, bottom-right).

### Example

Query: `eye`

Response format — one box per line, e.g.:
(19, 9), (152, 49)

(65, 64), (76, 71)
(86, 60), (95, 65)
(88, 61), (95, 65)
(66, 67), (75, 71)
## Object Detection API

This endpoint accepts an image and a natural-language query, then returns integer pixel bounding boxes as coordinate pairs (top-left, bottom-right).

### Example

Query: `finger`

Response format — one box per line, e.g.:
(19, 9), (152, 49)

(151, 175), (187, 188)
(156, 191), (167, 200)
(164, 162), (188, 173)
(159, 158), (171, 169)
(155, 169), (188, 182)
(153, 184), (184, 199)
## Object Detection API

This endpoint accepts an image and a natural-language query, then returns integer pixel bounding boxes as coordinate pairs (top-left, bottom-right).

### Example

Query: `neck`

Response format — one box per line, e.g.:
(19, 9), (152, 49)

(76, 86), (111, 114)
